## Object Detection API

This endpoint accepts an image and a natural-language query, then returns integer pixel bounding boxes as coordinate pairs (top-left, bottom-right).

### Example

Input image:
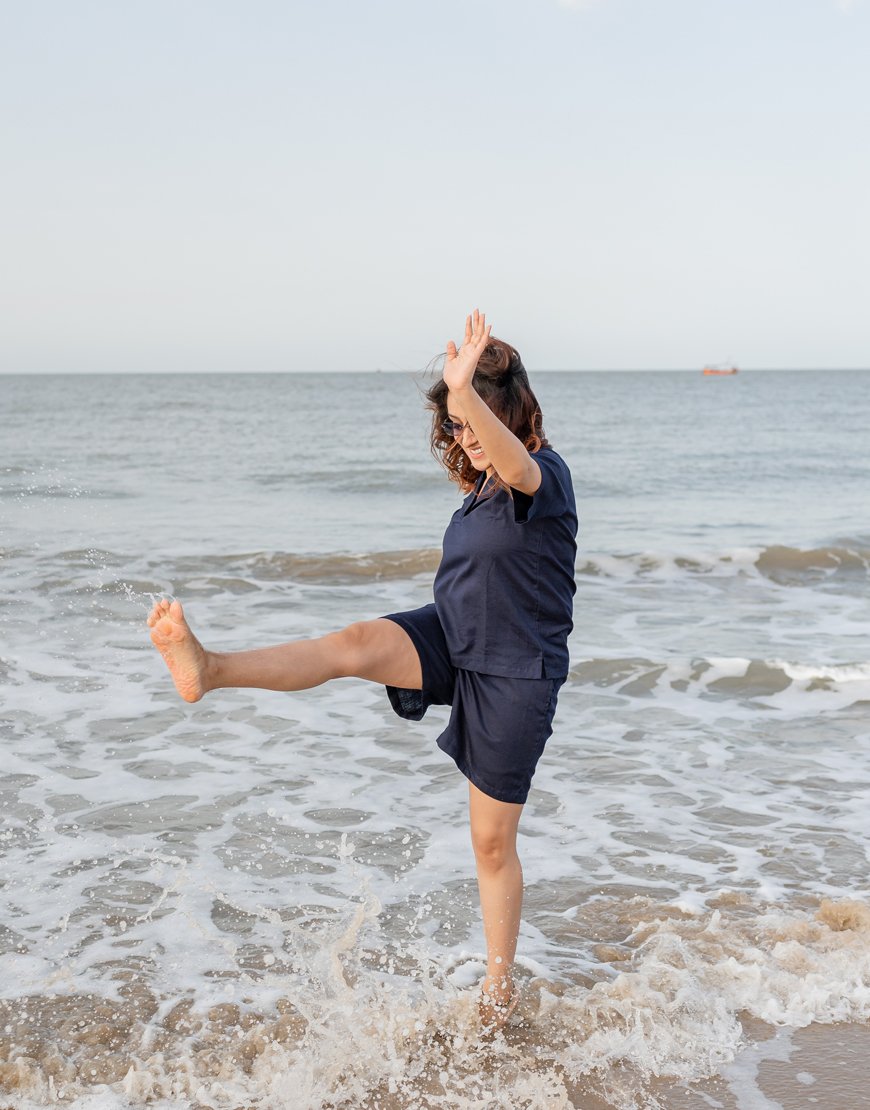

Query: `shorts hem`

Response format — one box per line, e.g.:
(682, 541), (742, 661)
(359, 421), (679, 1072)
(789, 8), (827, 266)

(380, 608), (453, 717)
(437, 735), (530, 805)
(385, 683), (427, 721)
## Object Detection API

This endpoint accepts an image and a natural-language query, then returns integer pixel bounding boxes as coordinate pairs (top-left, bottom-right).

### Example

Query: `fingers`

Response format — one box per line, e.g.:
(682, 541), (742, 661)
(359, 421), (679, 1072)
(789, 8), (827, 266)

(473, 309), (488, 348)
(462, 309), (489, 348)
(452, 309), (490, 361)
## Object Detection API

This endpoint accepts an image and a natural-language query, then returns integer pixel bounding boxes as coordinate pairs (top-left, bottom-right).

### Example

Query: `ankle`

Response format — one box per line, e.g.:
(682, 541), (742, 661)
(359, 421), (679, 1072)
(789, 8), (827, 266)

(202, 649), (221, 692)
(481, 972), (513, 998)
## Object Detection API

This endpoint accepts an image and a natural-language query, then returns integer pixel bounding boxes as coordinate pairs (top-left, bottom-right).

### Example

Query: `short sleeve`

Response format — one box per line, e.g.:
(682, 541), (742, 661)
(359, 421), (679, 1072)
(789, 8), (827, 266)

(512, 448), (571, 524)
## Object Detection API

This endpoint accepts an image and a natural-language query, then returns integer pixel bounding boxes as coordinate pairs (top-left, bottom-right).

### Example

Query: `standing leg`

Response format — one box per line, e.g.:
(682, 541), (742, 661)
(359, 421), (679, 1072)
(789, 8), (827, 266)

(468, 780), (524, 1026)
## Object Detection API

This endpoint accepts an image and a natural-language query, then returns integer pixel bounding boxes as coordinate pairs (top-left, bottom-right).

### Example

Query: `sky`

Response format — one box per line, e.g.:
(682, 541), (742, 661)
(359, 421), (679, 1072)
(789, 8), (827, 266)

(1, 0), (868, 373)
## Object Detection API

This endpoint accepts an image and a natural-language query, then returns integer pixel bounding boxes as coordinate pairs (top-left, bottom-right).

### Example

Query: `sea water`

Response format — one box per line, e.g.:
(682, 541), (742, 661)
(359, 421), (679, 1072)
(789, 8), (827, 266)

(1, 369), (869, 1109)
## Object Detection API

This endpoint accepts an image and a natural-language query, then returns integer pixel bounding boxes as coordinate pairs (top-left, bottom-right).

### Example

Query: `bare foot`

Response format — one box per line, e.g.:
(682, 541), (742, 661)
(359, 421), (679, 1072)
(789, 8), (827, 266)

(478, 975), (519, 1034)
(147, 599), (212, 703)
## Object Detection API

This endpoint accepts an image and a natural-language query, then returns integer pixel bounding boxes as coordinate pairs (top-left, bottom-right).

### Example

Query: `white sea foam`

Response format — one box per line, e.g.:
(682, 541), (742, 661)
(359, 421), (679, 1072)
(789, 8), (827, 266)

(3, 371), (870, 1107)
(4, 894), (869, 1107)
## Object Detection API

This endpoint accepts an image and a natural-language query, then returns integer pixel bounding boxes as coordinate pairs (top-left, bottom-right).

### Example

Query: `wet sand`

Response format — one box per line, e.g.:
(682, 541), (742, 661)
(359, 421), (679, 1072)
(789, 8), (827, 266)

(2, 988), (869, 1108)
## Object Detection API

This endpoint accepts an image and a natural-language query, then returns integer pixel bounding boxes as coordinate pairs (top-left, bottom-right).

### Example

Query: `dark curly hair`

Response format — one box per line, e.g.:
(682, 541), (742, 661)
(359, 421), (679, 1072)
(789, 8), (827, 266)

(425, 338), (549, 493)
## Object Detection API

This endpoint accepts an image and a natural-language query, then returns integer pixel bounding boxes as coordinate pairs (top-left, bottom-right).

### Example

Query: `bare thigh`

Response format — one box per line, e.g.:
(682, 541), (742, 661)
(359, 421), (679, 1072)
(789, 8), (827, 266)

(330, 618), (423, 690)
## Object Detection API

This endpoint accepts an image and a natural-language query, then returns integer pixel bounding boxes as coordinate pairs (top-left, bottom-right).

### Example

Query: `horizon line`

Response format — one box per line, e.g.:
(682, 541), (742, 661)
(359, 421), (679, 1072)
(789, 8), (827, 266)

(1, 366), (868, 376)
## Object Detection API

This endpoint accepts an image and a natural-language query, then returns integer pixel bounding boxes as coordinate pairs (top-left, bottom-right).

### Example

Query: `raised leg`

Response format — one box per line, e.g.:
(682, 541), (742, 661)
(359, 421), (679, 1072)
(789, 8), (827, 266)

(468, 780), (524, 1028)
(147, 598), (421, 702)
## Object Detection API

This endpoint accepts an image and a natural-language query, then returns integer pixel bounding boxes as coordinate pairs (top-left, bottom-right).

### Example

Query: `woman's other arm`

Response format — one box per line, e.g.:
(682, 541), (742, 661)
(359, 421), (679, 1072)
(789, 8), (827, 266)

(441, 310), (541, 495)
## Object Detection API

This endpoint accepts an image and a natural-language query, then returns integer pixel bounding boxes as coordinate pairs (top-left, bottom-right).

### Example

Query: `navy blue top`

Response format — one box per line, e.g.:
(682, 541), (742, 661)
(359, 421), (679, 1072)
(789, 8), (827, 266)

(433, 446), (577, 679)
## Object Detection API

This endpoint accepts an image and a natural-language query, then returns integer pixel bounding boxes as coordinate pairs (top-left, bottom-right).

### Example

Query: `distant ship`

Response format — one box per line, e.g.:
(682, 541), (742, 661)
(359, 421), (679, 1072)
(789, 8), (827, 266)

(702, 363), (739, 376)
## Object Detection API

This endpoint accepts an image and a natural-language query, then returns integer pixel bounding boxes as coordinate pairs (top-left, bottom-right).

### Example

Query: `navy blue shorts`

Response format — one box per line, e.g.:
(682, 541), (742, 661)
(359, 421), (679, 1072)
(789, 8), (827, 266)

(381, 604), (564, 805)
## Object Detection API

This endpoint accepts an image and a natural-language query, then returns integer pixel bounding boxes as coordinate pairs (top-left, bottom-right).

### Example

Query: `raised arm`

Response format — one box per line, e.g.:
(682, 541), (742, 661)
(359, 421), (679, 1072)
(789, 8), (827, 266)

(442, 310), (542, 495)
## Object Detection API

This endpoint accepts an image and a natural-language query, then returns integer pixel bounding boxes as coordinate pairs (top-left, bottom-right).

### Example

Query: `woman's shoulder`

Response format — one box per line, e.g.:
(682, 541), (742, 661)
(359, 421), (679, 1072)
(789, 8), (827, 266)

(533, 444), (571, 474)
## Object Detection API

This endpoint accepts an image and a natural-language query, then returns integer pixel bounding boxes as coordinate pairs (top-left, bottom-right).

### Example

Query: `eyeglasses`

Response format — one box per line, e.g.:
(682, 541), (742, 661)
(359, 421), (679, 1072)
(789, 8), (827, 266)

(441, 419), (473, 439)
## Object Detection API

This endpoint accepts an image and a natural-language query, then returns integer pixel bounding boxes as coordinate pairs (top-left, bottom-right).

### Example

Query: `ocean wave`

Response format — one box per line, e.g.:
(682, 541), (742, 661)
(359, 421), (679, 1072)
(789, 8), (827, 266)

(251, 467), (436, 494)
(35, 541), (870, 588)
(0, 483), (133, 501)
(568, 654), (870, 705)
(578, 541), (870, 585)
(238, 541), (869, 587)
(166, 548), (444, 583)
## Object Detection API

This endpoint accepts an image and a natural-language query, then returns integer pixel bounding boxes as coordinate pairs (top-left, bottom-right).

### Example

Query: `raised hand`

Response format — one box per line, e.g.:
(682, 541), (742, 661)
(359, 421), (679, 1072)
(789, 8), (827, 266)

(442, 309), (493, 394)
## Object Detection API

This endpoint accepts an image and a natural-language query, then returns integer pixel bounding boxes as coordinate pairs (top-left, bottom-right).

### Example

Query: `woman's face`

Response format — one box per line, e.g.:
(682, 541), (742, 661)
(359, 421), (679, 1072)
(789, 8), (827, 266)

(446, 392), (491, 473)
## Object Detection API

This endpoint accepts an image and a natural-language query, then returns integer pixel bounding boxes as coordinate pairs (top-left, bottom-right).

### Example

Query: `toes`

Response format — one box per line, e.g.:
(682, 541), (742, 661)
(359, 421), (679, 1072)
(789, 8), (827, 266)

(147, 599), (172, 627)
(146, 599), (188, 641)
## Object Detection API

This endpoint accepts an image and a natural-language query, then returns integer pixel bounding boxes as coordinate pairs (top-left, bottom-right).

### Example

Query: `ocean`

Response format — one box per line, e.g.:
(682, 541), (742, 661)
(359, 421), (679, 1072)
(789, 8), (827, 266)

(1, 368), (869, 1109)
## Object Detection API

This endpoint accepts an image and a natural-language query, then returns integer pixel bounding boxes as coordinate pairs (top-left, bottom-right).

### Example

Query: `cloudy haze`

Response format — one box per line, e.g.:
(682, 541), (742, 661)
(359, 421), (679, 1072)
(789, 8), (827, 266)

(1, 0), (867, 372)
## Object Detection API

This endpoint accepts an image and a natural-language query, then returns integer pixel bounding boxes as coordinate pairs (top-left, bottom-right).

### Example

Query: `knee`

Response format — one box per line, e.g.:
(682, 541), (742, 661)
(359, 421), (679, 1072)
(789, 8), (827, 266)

(471, 827), (517, 872)
(325, 620), (375, 677)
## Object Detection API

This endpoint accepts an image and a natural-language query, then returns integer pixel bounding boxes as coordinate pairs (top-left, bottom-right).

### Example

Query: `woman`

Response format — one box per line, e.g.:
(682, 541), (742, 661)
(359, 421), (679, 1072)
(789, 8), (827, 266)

(147, 310), (577, 1031)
